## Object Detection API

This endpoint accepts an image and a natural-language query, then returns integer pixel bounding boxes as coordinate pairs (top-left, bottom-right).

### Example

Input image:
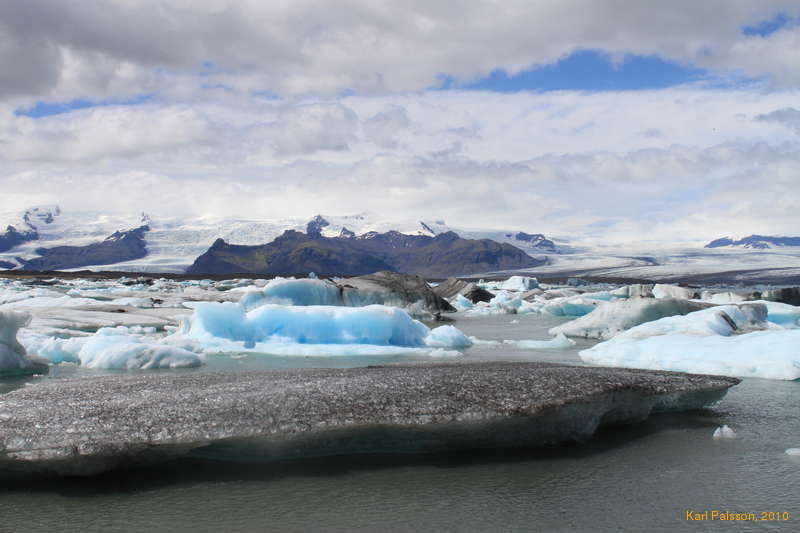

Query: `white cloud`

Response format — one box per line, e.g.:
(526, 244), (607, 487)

(0, 87), (797, 244)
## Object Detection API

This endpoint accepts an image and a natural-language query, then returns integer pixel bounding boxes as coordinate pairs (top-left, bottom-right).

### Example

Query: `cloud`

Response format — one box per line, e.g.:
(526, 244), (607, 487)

(1, 1), (799, 104)
(0, 105), (214, 161)
(0, 87), (797, 244)
(271, 103), (359, 156)
(755, 107), (800, 134)
(363, 105), (410, 149)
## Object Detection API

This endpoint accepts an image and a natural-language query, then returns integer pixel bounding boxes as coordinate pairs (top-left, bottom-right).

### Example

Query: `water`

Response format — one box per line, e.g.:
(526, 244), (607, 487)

(2, 313), (799, 532)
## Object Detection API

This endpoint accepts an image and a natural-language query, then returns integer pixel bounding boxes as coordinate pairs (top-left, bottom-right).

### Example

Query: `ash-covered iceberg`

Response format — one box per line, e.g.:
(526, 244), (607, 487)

(238, 273), (453, 317)
(580, 304), (800, 380)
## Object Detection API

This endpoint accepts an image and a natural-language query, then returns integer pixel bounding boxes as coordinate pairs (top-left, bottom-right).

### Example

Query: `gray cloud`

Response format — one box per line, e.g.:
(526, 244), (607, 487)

(1, 1), (799, 103)
(755, 107), (800, 134)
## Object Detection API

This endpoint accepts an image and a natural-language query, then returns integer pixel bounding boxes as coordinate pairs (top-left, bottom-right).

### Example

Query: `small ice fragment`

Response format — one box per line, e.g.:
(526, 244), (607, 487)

(712, 425), (736, 439)
(510, 319), (519, 324)
(786, 448), (800, 456)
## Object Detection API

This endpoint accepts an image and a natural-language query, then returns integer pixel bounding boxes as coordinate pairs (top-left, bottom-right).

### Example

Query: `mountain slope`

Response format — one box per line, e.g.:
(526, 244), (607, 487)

(188, 229), (543, 277)
(0, 208), (555, 273)
(20, 225), (150, 271)
(705, 235), (800, 249)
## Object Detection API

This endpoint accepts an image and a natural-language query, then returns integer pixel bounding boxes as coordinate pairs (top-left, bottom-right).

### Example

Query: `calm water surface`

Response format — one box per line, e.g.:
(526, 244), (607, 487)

(2, 313), (798, 532)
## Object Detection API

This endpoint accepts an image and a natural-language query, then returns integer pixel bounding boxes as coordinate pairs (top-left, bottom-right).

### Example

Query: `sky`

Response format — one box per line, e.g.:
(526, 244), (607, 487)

(0, 1), (799, 245)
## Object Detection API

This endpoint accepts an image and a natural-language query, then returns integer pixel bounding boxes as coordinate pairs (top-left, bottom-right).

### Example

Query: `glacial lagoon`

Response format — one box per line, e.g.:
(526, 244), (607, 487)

(1, 278), (799, 531)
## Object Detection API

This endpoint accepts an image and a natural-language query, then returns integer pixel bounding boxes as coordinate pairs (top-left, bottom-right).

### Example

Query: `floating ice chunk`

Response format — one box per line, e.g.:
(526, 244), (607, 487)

(550, 298), (709, 340)
(240, 278), (342, 309)
(21, 326), (203, 369)
(713, 425), (736, 439)
(0, 287), (66, 305)
(425, 325), (473, 349)
(187, 303), (429, 347)
(2, 295), (105, 308)
(77, 330), (204, 369)
(610, 284), (653, 299)
(172, 302), (471, 356)
(451, 294), (474, 311)
(700, 291), (747, 304)
(751, 300), (800, 329)
(542, 296), (602, 317)
(499, 276), (539, 292)
(0, 310), (49, 375)
(652, 284), (695, 300)
(786, 448), (800, 456)
(579, 305), (800, 380)
(510, 319), (519, 324)
(110, 297), (154, 308)
(467, 337), (502, 346)
(503, 333), (576, 350)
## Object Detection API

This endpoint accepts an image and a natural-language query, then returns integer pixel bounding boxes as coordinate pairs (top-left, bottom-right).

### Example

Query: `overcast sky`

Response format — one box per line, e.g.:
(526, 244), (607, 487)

(1, 0), (799, 244)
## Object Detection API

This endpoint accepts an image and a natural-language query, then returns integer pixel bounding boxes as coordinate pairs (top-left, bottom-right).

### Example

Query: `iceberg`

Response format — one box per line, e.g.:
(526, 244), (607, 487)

(652, 284), (695, 300)
(0, 361), (740, 476)
(425, 325), (473, 349)
(503, 333), (576, 349)
(550, 298), (710, 340)
(499, 276), (539, 292)
(754, 300), (800, 329)
(239, 278), (342, 309)
(541, 296), (602, 317)
(451, 294), (474, 311)
(0, 310), (48, 375)
(700, 291), (747, 304)
(21, 326), (203, 370)
(175, 302), (470, 355)
(238, 273), (453, 317)
(787, 448), (800, 456)
(580, 304), (800, 380)
(713, 425), (736, 439)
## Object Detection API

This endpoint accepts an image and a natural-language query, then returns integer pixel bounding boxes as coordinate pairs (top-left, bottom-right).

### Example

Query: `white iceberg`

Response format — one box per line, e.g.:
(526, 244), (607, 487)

(21, 326), (203, 370)
(754, 300), (800, 329)
(786, 448), (800, 456)
(503, 333), (576, 350)
(499, 276), (539, 292)
(713, 425), (736, 439)
(0, 310), (49, 375)
(652, 284), (695, 300)
(580, 304), (800, 380)
(550, 298), (709, 340)
(424, 325), (473, 349)
(700, 291), (747, 304)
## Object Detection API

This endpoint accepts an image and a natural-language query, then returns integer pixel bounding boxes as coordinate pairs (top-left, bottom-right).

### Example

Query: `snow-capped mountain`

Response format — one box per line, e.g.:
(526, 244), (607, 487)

(0, 208), (557, 273)
(705, 235), (800, 249)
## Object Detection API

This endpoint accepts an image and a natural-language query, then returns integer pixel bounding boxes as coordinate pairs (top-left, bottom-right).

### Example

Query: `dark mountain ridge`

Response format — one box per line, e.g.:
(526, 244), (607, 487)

(20, 225), (150, 271)
(188, 229), (544, 277)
